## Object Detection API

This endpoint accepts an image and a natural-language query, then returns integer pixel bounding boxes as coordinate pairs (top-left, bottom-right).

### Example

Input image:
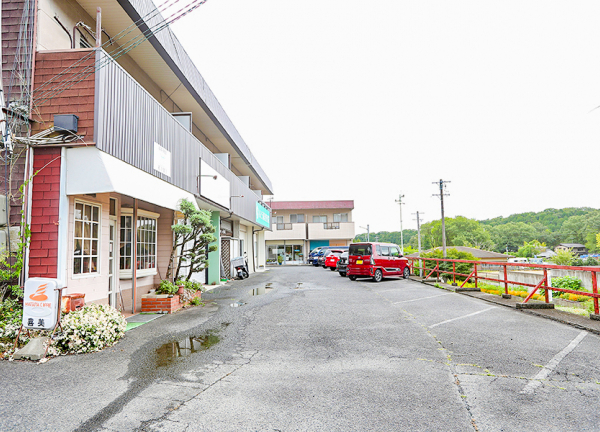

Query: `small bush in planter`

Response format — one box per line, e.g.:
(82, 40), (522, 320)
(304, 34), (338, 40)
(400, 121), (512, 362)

(156, 280), (178, 295)
(176, 279), (204, 292)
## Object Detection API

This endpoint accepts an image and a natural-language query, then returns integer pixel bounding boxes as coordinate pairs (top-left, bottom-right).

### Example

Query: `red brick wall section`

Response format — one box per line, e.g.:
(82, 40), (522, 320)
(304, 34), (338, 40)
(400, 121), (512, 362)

(32, 51), (96, 140)
(28, 147), (61, 278)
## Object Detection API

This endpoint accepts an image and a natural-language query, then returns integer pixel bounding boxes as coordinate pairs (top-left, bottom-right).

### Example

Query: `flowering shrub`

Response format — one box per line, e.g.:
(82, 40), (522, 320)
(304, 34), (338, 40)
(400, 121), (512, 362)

(54, 304), (126, 354)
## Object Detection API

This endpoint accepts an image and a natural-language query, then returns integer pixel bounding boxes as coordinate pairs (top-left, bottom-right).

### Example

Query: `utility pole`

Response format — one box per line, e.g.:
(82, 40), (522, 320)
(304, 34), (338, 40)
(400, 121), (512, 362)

(413, 211), (424, 277)
(360, 225), (370, 242)
(432, 179), (450, 257)
(395, 194), (405, 254)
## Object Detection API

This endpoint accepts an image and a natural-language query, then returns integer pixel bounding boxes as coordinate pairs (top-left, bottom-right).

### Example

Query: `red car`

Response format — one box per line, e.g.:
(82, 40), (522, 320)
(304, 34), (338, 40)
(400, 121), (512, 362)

(347, 242), (409, 282)
(324, 249), (345, 270)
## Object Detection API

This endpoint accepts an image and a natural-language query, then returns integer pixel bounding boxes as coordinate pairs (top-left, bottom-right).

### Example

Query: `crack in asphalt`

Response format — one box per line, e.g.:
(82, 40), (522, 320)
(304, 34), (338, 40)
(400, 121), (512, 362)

(368, 286), (481, 431)
(137, 351), (260, 430)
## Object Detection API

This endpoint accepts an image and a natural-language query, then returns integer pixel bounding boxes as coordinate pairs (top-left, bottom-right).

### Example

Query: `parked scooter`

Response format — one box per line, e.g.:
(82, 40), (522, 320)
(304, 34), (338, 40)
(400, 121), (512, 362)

(231, 255), (249, 279)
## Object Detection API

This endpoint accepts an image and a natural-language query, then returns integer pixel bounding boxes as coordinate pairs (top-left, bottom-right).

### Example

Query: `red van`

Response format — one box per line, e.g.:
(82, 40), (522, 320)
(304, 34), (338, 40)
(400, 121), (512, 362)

(347, 242), (410, 282)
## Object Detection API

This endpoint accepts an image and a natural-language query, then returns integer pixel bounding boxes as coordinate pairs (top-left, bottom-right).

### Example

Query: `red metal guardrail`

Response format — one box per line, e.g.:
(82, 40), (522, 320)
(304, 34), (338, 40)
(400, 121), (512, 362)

(406, 257), (600, 315)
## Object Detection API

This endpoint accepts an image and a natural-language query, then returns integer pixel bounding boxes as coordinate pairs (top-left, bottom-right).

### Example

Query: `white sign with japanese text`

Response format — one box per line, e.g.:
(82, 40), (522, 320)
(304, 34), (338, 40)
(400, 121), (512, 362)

(22, 278), (60, 330)
(153, 142), (171, 177)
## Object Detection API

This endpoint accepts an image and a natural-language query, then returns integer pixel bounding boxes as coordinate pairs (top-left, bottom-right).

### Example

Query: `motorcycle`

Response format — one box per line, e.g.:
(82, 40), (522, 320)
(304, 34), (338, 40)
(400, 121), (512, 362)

(231, 255), (249, 279)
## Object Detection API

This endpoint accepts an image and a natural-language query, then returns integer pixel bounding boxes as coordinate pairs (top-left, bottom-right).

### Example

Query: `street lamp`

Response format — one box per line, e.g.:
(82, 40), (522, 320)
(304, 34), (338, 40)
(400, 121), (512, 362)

(359, 225), (370, 242)
(395, 194), (405, 254)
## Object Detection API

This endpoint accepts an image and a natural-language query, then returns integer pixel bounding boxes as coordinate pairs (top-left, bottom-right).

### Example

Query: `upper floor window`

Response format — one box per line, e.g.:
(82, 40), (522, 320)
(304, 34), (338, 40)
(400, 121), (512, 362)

(333, 213), (348, 222)
(290, 214), (305, 223)
(73, 201), (100, 275)
(312, 215), (327, 223)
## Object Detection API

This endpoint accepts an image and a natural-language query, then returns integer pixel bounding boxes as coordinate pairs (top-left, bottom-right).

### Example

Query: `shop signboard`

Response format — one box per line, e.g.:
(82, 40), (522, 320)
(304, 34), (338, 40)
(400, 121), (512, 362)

(22, 278), (61, 330)
(256, 203), (270, 228)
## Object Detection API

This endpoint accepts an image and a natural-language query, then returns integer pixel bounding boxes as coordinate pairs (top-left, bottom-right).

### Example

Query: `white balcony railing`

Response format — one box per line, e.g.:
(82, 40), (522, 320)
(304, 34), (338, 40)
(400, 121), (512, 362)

(264, 223), (307, 241)
(308, 222), (355, 240)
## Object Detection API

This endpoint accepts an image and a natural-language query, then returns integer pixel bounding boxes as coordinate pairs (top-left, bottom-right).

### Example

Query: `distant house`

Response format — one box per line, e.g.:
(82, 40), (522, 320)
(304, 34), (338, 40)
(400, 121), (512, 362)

(555, 243), (588, 256)
(407, 246), (513, 262)
(536, 249), (557, 259)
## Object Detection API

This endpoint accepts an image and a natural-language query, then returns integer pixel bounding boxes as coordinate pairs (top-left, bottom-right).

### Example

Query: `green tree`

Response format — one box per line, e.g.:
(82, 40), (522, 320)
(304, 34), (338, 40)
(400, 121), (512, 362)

(549, 249), (575, 266)
(516, 240), (546, 258)
(420, 248), (478, 281)
(489, 222), (537, 253)
(166, 199), (218, 281)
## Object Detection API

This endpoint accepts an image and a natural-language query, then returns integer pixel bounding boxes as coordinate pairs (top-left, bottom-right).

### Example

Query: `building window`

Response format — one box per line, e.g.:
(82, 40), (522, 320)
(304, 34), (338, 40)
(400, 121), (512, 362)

(73, 201), (100, 275)
(333, 213), (348, 222)
(120, 209), (159, 278)
(290, 214), (305, 223)
(312, 215), (327, 223)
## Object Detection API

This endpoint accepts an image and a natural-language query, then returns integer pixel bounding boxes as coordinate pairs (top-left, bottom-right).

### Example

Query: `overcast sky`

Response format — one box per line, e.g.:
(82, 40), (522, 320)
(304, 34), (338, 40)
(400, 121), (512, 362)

(167, 1), (600, 233)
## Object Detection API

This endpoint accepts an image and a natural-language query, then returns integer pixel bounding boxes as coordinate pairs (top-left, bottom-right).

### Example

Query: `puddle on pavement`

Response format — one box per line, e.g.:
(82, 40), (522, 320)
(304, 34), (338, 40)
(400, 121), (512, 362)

(250, 286), (273, 296)
(156, 329), (221, 367)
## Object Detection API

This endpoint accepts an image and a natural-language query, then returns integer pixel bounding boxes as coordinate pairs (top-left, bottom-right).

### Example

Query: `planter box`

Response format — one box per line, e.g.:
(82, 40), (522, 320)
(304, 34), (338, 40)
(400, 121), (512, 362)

(141, 293), (182, 314)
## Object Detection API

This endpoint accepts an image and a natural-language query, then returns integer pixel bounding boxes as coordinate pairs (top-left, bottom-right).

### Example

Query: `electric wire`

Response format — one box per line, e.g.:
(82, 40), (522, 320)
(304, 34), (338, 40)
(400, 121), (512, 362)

(31, 0), (182, 97)
(34, 0), (208, 107)
(33, 0), (208, 109)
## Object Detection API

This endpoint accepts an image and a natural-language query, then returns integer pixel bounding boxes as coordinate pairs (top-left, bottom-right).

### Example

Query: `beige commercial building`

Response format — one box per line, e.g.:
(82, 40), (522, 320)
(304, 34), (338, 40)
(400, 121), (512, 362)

(265, 200), (355, 264)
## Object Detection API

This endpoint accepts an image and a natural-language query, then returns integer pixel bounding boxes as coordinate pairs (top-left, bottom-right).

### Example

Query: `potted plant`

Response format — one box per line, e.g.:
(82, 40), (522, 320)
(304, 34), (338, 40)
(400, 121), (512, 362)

(277, 255), (283, 265)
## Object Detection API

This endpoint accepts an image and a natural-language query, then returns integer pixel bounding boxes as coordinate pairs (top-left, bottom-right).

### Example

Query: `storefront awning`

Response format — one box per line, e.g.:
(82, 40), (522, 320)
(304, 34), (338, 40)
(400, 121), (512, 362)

(65, 147), (198, 211)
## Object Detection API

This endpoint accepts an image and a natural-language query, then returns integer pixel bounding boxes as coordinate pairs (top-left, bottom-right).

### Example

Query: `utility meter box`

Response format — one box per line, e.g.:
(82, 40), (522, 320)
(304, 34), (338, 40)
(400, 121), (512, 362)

(53, 114), (79, 133)
(22, 278), (63, 330)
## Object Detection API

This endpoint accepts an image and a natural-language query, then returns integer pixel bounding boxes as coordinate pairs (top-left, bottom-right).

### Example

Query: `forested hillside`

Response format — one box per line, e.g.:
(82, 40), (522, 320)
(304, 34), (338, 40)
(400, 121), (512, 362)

(479, 208), (596, 232)
(353, 208), (600, 254)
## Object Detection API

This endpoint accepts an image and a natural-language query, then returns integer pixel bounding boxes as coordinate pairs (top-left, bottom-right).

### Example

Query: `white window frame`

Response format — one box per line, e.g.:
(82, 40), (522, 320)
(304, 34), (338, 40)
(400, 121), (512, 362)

(333, 213), (348, 223)
(312, 215), (327, 223)
(72, 200), (101, 278)
(290, 214), (305, 223)
(119, 208), (160, 279)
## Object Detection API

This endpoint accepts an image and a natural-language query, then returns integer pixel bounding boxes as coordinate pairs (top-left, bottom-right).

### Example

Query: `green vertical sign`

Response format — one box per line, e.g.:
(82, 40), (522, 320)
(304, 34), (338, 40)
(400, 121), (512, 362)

(256, 203), (270, 228)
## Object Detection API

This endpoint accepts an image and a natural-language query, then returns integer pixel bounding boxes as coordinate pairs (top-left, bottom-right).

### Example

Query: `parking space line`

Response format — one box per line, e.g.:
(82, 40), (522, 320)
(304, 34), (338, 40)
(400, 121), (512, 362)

(429, 306), (495, 328)
(520, 330), (588, 395)
(392, 293), (451, 304)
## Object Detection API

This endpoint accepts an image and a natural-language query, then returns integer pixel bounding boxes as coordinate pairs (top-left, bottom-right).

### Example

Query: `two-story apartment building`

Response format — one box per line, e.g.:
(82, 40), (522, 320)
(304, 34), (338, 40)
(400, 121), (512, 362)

(265, 200), (354, 264)
(1, 0), (273, 312)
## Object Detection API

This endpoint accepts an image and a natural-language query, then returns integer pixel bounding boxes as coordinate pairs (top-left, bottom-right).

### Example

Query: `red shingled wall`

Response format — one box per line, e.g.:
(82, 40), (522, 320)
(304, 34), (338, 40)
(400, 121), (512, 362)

(1, 0), (33, 224)
(32, 50), (96, 139)
(28, 147), (61, 278)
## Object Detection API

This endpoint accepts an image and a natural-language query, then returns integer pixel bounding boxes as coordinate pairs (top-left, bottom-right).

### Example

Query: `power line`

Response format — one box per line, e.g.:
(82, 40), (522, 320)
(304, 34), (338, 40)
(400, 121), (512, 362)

(32, 0), (209, 109)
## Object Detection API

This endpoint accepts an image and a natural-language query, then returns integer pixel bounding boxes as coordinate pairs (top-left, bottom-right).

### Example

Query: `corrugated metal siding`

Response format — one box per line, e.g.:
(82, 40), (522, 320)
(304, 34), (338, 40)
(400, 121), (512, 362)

(119, 0), (273, 194)
(95, 50), (267, 226)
